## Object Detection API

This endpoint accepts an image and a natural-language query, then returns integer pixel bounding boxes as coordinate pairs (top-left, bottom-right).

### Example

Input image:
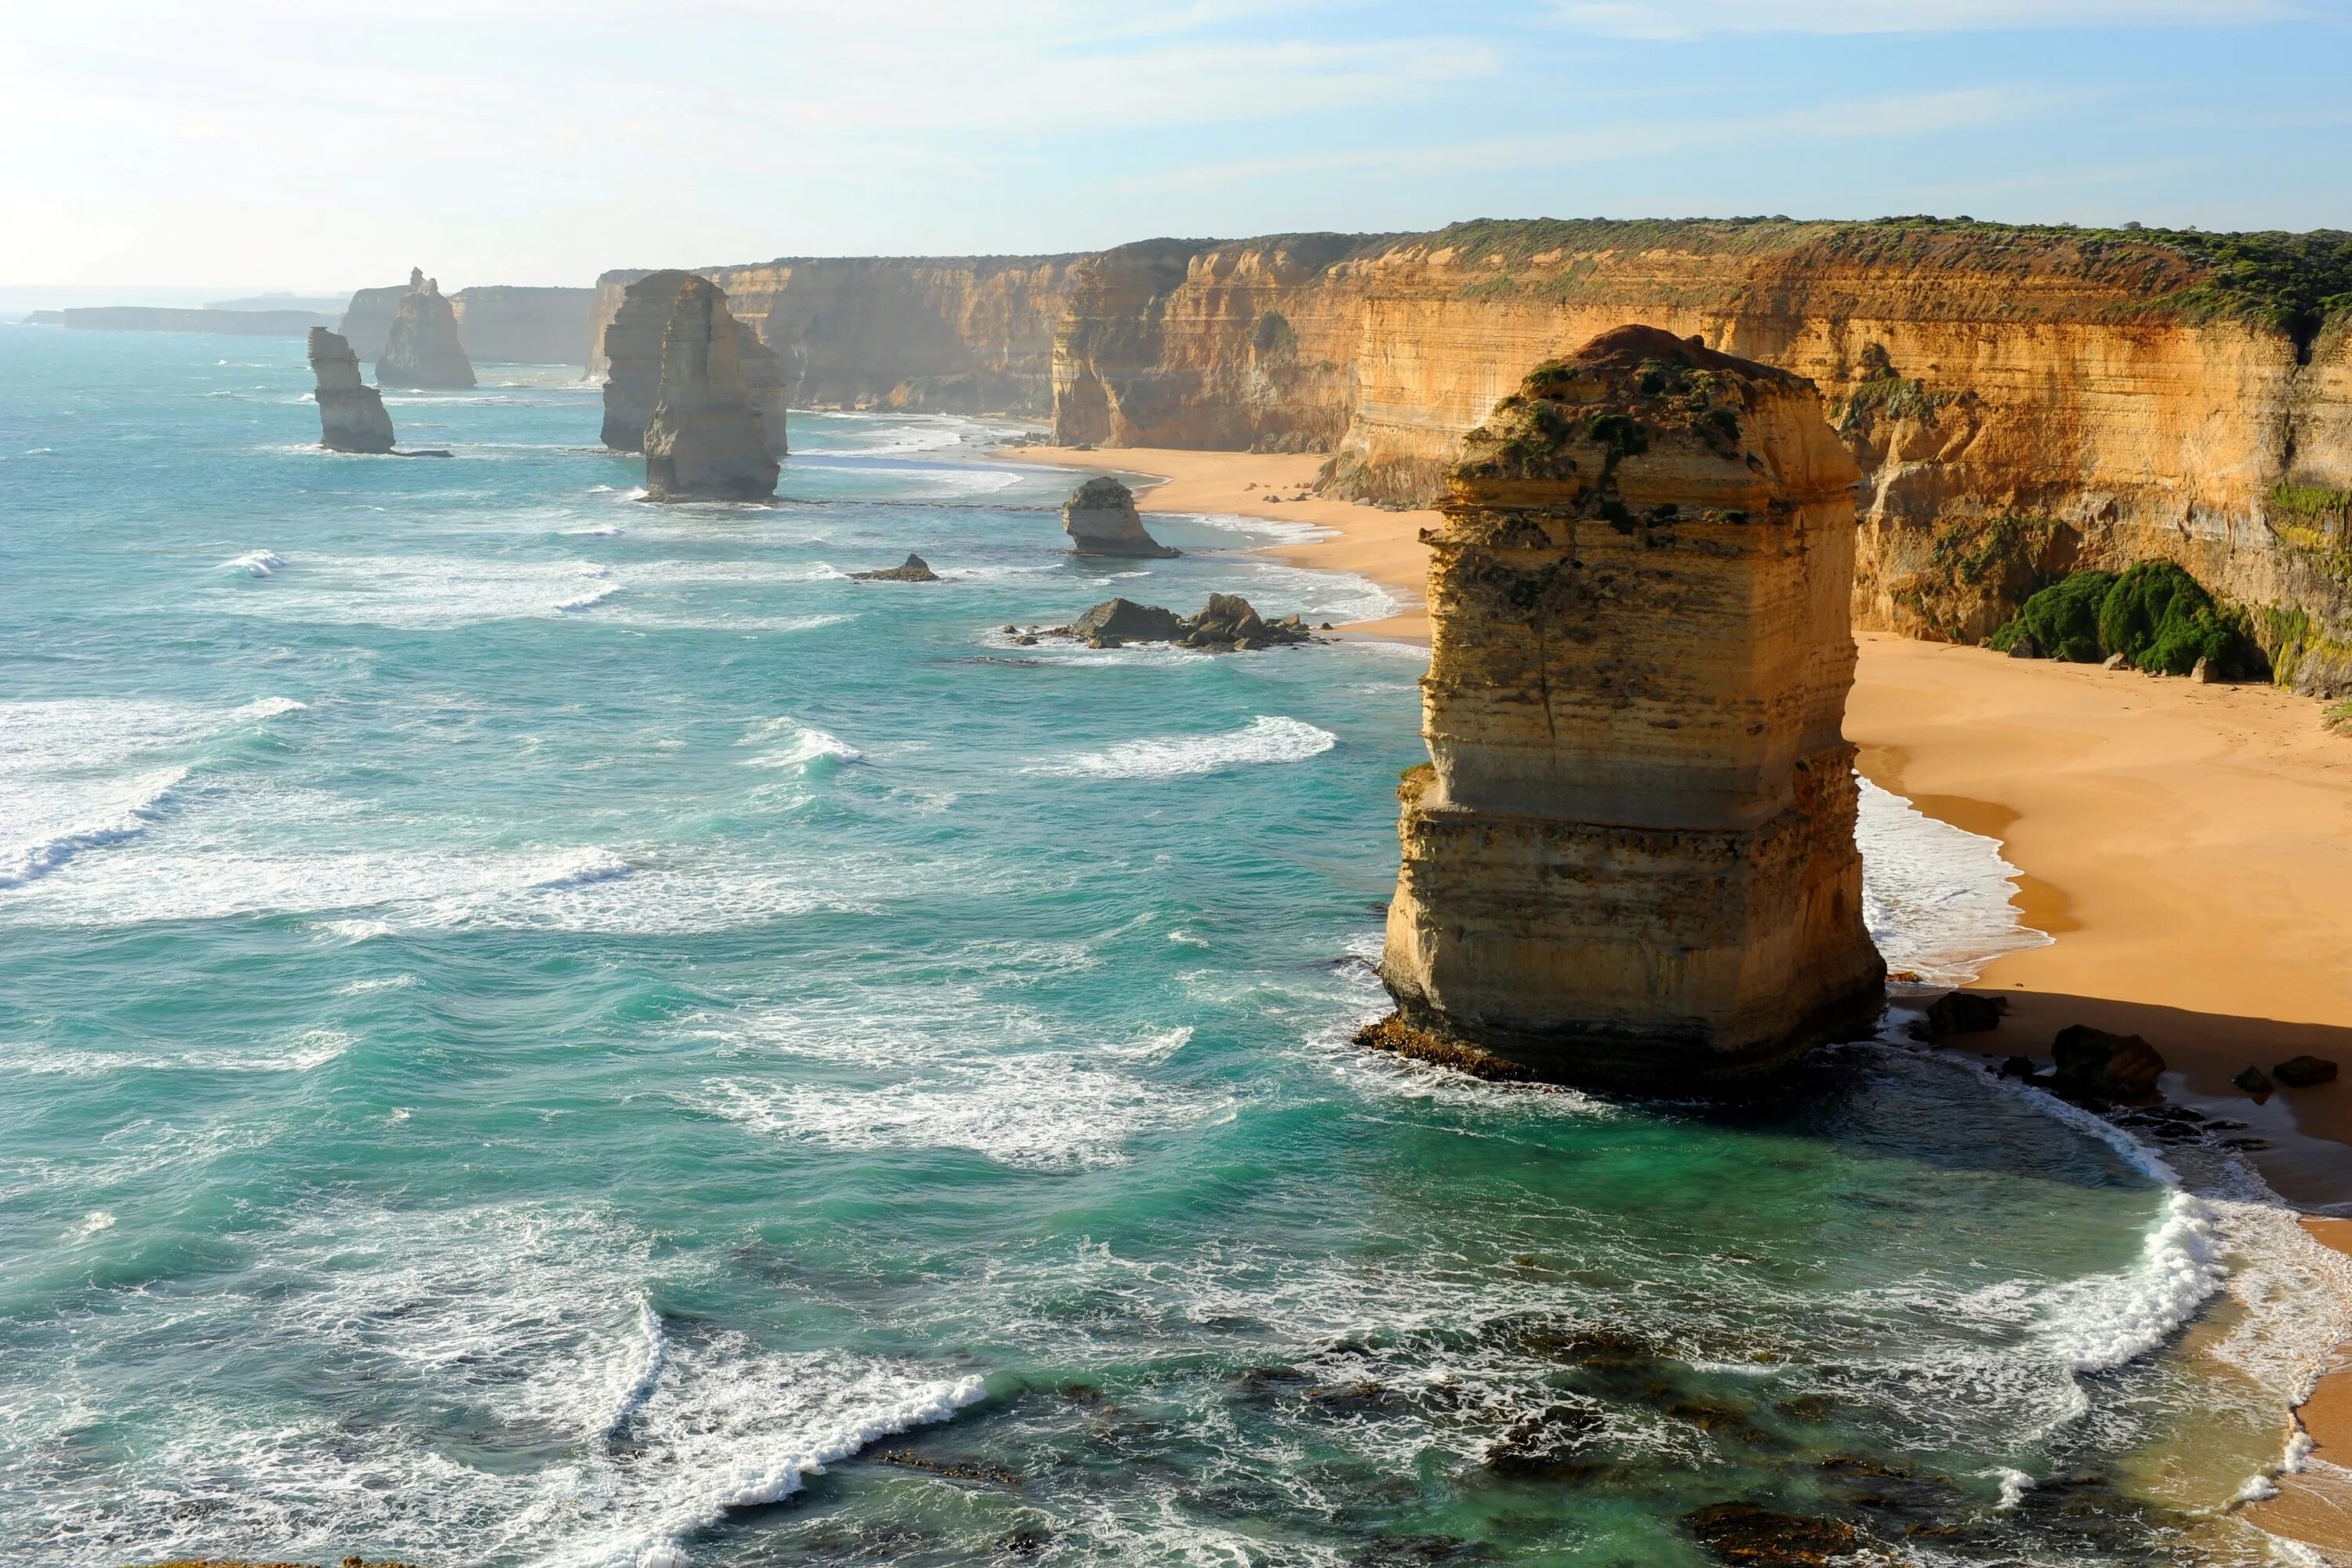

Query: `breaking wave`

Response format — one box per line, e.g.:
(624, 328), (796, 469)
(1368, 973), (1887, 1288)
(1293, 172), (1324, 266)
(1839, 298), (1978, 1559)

(1034, 715), (1334, 779)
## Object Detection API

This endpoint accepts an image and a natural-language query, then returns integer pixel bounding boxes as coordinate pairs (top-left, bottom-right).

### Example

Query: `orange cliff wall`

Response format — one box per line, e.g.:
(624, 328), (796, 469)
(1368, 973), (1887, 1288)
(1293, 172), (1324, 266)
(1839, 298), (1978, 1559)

(589, 256), (1079, 416)
(1046, 222), (2352, 692)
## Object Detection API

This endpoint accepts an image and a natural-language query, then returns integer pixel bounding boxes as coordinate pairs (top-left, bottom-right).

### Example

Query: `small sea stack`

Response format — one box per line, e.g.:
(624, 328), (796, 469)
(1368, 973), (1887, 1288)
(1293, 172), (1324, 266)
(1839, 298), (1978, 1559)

(376, 268), (477, 389)
(306, 328), (395, 453)
(642, 276), (781, 502)
(1062, 477), (1176, 557)
(1370, 325), (1884, 1089)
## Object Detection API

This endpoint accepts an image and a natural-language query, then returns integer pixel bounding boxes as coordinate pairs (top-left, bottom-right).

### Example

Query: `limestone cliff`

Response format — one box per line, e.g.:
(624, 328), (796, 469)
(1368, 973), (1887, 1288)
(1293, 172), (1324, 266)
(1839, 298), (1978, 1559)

(642, 277), (779, 502)
(448, 286), (597, 364)
(1044, 220), (2352, 695)
(589, 255), (1079, 414)
(305, 328), (394, 453)
(1061, 477), (1175, 557)
(337, 283), (408, 361)
(1377, 327), (1883, 1087)
(376, 270), (476, 390)
(601, 271), (786, 455)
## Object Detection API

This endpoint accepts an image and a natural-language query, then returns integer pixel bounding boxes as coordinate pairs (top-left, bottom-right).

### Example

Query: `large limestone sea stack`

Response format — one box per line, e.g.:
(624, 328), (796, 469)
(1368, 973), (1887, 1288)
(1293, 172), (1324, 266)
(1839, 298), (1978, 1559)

(1373, 325), (1884, 1088)
(601, 270), (786, 456)
(376, 269), (476, 389)
(643, 276), (781, 502)
(305, 328), (395, 453)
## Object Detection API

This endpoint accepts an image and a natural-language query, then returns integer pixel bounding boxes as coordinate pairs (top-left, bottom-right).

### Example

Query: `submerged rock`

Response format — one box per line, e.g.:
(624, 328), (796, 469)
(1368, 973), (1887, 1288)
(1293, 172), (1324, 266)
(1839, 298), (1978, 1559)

(306, 328), (394, 453)
(1375, 325), (1884, 1090)
(851, 554), (941, 582)
(2050, 1024), (2165, 1100)
(376, 268), (476, 390)
(642, 277), (780, 503)
(1062, 477), (1176, 557)
(1682, 1500), (1858, 1566)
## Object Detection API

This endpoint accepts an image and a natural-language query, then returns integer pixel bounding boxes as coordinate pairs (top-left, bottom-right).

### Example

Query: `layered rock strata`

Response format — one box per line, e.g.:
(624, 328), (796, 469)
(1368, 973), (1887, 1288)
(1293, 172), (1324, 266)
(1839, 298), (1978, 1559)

(1061, 477), (1176, 557)
(1377, 326), (1885, 1087)
(376, 270), (476, 389)
(642, 277), (780, 502)
(306, 328), (395, 453)
(448, 285), (597, 364)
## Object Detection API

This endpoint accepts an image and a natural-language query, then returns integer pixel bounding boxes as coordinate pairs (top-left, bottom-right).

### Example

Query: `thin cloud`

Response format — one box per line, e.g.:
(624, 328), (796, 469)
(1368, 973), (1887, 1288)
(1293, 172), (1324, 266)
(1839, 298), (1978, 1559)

(1545, 0), (2303, 38)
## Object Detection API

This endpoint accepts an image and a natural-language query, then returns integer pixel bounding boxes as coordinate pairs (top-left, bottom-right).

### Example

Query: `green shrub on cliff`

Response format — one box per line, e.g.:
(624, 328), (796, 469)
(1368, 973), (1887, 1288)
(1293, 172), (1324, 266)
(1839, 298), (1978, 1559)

(1987, 570), (2117, 662)
(2099, 561), (2242, 674)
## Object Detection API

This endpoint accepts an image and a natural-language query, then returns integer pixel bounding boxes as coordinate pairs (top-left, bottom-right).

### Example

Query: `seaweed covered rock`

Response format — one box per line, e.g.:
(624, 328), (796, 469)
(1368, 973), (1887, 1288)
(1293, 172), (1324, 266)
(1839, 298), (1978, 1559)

(851, 554), (940, 582)
(1052, 593), (1312, 650)
(1377, 325), (1885, 1088)
(306, 328), (394, 453)
(1062, 476), (1177, 557)
(642, 278), (780, 503)
(376, 269), (476, 390)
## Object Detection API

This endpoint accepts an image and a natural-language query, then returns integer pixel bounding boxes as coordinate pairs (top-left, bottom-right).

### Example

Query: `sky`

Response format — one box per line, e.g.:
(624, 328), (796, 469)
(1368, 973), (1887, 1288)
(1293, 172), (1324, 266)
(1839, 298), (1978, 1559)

(2, 0), (2347, 297)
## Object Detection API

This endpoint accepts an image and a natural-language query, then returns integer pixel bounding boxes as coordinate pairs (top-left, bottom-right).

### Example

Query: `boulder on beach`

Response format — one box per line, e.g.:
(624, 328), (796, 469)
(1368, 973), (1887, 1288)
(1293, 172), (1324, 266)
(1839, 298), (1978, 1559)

(1911, 989), (2005, 1040)
(2051, 1024), (2165, 1100)
(1062, 477), (1177, 557)
(2234, 1065), (2275, 1098)
(852, 554), (941, 582)
(306, 328), (395, 453)
(376, 269), (477, 390)
(2273, 1054), (2339, 1088)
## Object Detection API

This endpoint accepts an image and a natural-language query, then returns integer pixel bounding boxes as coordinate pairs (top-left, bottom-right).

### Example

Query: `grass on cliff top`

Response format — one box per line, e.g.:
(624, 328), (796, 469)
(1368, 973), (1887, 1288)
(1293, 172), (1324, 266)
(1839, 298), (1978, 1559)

(1415, 216), (2352, 339)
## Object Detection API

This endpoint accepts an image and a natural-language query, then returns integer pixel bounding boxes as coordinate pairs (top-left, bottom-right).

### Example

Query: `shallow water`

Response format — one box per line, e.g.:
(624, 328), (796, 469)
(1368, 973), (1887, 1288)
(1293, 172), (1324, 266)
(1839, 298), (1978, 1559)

(1, 328), (2344, 1566)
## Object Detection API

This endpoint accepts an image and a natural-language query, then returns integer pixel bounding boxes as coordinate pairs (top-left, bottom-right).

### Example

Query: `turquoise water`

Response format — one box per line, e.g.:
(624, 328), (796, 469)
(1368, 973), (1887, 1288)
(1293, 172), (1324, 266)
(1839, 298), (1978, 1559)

(0, 328), (2340, 1566)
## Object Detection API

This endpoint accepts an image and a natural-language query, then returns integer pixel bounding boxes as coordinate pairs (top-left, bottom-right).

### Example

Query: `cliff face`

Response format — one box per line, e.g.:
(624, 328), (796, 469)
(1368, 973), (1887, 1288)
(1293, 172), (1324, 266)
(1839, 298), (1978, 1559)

(1045, 220), (2352, 695)
(448, 286), (597, 364)
(643, 277), (779, 503)
(1378, 328), (1882, 1087)
(589, 256), (1078, 414)
(305, 328), (394, 453)
(376, 270), (477, 390)
(600, 271), (786, 455)
(338, 284), (407, 361)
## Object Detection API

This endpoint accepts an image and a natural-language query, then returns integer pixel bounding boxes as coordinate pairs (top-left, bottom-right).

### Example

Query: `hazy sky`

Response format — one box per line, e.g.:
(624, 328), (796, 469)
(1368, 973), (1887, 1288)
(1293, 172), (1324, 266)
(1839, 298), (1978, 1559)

(4, 0), (2347, 293)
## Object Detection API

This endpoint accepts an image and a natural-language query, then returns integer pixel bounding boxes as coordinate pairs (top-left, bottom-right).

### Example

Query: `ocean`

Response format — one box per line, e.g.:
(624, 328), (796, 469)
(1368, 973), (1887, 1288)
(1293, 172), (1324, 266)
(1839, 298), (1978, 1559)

(2, 325), (2346, 1567)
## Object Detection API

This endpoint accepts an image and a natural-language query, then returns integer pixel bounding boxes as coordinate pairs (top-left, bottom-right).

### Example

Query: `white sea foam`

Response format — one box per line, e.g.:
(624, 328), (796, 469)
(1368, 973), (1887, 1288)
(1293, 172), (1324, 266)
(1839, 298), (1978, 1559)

(528, 849), (633, 891)
(740, 717), (863, 770)
(1856, 776), (2051, 984)
(218, 552), (630, 627)
(224, 549), (287, 576)
(0, 765), (188, 888)
(1034, 715), (1335, 779)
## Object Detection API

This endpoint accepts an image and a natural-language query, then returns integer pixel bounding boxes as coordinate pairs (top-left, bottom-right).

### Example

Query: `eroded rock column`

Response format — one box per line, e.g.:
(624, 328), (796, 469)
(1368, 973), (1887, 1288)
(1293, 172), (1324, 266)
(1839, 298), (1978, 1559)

(643, 277), (781, 502)
(376, 269), (476, 390)
(306, 328), (395, 453)
(1376, 325), (1883, 1087)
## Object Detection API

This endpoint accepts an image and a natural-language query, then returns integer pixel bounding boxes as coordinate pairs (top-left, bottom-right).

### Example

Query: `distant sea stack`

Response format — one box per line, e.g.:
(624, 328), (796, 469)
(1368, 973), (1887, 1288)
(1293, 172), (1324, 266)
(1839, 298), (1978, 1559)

(601, 270), (785, 455)
(376, 269), (477, 389)
(1371, 325), (1884, 1088)
(643, 276), (781, 502)
(306, 328), (395, 453)
(1062, 477), (1176, 557)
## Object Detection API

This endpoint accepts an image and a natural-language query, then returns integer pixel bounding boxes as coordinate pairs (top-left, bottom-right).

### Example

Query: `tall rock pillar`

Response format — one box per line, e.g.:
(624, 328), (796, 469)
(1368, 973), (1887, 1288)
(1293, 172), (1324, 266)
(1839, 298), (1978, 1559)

(376, 269), (477, 390)
(643, 277), (781, 502)
(306, 328), (396, 453)
(1376, 325), (1883, 1087)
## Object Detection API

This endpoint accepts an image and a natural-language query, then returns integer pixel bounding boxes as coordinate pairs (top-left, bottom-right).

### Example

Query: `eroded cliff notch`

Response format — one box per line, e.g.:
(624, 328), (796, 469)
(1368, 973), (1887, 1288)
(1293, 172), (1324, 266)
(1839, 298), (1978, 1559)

(306, 328), (395, 454)
(1374, 325), (1884, 1088)
(376, 269), (477, 390)
(643, 276), (781, 503)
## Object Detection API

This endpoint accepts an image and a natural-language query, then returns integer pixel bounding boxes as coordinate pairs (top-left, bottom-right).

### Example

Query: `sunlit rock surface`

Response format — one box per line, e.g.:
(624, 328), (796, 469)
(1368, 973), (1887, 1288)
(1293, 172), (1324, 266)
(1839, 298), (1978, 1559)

(643, 276), (781, 502)
(306, 328), (395, 454)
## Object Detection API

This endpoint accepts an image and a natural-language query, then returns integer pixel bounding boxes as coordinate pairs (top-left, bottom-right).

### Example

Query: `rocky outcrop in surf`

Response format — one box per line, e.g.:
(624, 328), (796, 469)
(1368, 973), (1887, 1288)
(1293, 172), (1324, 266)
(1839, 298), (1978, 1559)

(1370, 326), (1885, 1088)
(642, 276), (780, 502)
(305, 328), (395, 453)
(376, 270), (476, 390)
(1062, 477), (1176, 557)
(1046, 593), (1313, 650)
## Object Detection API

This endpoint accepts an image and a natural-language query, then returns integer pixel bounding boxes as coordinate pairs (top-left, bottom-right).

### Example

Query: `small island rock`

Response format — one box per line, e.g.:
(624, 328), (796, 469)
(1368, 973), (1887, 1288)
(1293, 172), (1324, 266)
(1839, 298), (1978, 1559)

(1062, 477), (1177, 557)
(851, 554), (942, 582)
(643, 277), (780, 503)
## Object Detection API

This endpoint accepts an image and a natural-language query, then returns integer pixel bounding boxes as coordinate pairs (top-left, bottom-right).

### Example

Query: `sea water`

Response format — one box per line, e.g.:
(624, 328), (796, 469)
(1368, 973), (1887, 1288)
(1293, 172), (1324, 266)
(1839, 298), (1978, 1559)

(2, 327), (2346, 1566)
